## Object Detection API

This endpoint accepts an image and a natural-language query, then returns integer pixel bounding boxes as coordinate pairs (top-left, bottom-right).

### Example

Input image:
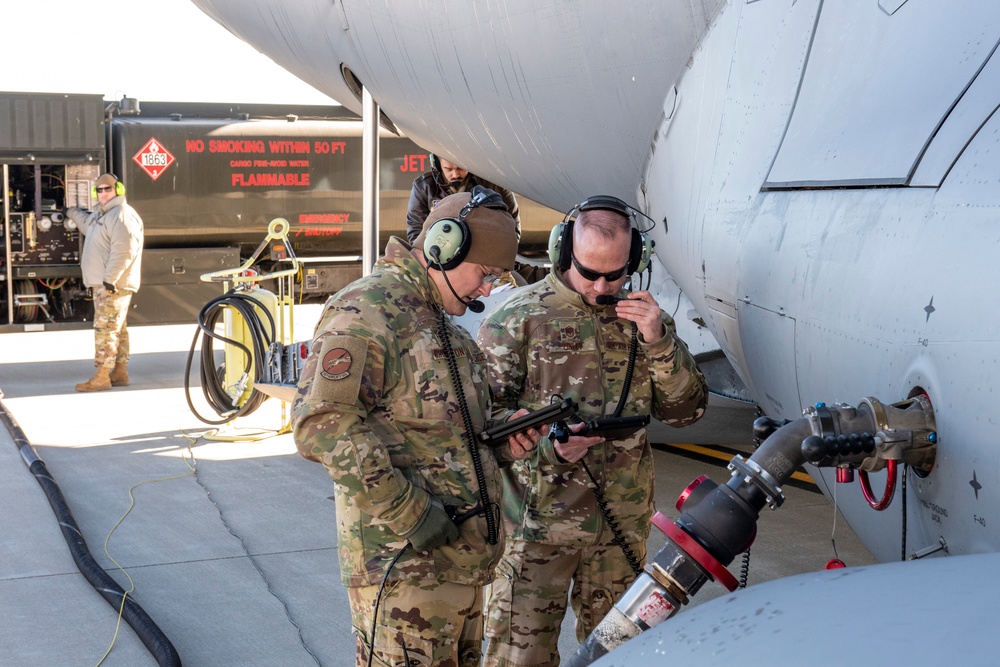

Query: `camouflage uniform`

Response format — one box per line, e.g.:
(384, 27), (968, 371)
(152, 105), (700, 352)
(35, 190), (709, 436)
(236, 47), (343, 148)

(292, 238), (512, 667)
(477, 270), (708, 666)
(93, 287), (132, 369)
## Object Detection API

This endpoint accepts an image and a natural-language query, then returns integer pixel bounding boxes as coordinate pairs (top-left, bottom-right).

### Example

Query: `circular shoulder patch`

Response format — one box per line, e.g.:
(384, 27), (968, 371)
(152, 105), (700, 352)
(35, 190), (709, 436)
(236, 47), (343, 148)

(320, 347), (353, 380)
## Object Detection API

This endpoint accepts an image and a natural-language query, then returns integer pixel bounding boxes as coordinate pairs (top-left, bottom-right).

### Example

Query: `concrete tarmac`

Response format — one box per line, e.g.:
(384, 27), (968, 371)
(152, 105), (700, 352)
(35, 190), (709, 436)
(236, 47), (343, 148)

(0, 310), (874, 666)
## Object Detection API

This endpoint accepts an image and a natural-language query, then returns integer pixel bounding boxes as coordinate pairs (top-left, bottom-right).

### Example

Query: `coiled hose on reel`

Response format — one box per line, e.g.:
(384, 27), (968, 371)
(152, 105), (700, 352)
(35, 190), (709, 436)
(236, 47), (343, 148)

(185, 290), (276, 425)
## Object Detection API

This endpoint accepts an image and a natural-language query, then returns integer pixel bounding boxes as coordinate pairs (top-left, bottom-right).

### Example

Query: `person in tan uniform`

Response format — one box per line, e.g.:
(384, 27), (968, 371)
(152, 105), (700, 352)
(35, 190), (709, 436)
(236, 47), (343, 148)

(65, 173), (143, 392)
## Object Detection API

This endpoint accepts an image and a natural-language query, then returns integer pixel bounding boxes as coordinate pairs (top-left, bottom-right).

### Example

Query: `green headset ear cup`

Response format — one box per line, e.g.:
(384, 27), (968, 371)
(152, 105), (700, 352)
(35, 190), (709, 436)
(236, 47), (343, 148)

(547, 223), (564, 266)
(424, 217), (471, 270)
(548, 219), (574, 271)
(629, 229), (653, 274)
(91, 176), (125, 198)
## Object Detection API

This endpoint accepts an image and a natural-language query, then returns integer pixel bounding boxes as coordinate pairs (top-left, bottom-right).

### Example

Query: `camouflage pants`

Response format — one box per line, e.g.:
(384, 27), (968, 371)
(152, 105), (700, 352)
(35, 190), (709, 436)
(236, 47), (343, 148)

(92, 287), (132, 370)
(348, 579), (484, 667)
(483, 539), (646, 666)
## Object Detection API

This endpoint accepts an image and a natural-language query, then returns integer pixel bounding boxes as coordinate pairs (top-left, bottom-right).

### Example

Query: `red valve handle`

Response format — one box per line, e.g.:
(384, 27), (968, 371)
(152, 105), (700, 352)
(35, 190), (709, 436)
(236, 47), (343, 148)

(859, 459), (897, 511)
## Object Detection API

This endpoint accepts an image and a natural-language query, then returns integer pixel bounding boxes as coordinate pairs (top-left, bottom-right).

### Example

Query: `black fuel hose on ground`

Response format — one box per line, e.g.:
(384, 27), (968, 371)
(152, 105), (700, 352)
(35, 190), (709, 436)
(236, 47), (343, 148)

(184, 290), (275, 425)
(0, 397), (182, 667)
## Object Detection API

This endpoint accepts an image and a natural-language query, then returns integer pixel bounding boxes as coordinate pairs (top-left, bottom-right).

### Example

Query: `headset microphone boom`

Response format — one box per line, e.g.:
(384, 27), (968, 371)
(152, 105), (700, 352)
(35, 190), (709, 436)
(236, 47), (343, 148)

(427, 244), (486, 313)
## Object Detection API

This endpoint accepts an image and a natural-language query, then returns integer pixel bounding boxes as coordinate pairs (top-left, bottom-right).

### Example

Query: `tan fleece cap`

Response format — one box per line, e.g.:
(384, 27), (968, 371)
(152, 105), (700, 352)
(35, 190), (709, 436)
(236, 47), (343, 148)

(95, 173), (118, 188)
(414, 190), (519, 270)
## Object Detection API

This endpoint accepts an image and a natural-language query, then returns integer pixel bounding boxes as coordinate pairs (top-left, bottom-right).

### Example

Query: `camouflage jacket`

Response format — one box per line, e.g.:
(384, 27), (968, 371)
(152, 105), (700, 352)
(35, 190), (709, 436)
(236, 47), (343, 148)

(292, 238), (508, 587)
(477, 271), (708, 547)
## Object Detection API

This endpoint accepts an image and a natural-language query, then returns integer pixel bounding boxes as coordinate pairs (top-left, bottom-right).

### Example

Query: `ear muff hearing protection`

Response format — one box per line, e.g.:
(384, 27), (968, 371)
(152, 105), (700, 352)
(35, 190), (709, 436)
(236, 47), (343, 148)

(429, 153), (440, 173)
(424, 215), (471, 270)
(423, 185), (506, 271)
(548, 195), (653, 276)
(91, 174), (125, 198)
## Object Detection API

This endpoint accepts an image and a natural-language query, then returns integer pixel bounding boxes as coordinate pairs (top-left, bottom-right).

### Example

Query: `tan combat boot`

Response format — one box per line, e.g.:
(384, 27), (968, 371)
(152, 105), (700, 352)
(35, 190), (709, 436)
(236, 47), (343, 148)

(110, 362), (130, 387)
(75, 367), (112, 392)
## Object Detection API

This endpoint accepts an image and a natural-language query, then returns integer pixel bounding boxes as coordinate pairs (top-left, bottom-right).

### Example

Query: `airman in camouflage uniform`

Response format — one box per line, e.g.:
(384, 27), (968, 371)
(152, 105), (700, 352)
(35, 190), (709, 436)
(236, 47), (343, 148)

(66, 173), (143, 392)
(292, 188), (535, 667)
(477, 201), (708, 666)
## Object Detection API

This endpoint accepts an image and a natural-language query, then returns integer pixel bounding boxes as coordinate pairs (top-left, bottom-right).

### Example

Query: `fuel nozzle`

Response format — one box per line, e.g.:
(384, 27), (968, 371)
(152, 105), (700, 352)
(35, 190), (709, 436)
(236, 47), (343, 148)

(568, 467), (760, 666)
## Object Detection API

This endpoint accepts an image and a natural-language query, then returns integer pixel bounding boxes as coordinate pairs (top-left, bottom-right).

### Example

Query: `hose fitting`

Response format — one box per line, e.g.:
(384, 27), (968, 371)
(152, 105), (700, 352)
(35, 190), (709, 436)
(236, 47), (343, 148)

(568, 393), (937, 665)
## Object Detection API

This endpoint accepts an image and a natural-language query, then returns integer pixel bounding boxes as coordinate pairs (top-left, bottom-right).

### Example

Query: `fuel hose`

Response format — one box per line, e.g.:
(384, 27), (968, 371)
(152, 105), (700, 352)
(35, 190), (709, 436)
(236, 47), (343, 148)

(185, 290), (275, 425)
(0, 397), (182, 666)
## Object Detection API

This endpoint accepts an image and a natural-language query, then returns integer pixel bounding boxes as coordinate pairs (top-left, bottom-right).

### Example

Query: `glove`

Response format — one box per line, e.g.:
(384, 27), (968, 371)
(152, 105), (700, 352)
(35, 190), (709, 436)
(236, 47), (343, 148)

(103, 281), (117, 293)
(406, 500), (458, 552)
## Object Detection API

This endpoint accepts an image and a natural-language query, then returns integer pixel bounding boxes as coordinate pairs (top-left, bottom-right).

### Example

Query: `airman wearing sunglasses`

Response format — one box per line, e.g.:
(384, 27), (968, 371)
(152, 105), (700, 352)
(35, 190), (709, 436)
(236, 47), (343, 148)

(65, 173), (144, 392)
(477, 202), (707, 666)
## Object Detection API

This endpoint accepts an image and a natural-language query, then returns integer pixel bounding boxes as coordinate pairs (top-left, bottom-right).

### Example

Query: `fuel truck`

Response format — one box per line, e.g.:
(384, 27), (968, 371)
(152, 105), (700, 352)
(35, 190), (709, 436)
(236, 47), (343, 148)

(0, 92), (558, 330)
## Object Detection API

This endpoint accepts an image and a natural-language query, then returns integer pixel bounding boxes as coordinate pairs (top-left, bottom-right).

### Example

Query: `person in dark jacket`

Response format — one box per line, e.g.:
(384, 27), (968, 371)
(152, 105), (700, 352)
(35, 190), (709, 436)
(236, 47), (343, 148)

(405, 154), (520, 245)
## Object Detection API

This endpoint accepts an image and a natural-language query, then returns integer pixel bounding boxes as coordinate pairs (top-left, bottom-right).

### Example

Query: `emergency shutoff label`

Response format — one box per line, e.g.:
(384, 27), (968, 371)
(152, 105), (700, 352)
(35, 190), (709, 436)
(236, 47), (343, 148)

(132, 138), (176, 181)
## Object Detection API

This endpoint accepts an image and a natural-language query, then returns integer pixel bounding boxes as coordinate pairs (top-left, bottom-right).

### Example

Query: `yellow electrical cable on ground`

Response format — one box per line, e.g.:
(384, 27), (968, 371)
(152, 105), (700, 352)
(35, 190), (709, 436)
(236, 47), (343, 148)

(202, 426), (285, 442)
(94, 438), (200, 666)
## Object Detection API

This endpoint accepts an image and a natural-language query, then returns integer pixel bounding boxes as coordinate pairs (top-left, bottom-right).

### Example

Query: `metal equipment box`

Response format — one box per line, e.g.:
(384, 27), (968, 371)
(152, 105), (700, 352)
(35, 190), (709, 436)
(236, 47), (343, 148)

(129, 247), (240, 325)
(0, 92), (105, 162)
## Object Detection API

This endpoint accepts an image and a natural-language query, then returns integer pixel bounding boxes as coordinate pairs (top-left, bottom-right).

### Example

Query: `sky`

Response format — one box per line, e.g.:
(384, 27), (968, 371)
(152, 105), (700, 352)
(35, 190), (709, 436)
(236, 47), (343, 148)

(6, 0), (337, 106)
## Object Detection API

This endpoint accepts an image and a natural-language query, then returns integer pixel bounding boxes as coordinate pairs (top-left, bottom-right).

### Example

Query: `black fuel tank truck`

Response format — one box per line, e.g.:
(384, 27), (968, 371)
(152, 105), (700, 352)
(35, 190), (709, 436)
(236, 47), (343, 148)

(0, 92), (557, 330)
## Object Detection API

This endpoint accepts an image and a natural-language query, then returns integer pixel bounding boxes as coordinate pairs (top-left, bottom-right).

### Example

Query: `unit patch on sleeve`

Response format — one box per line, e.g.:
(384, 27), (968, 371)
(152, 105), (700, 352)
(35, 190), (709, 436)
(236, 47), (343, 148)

(321, 347), (354, 380)
(309, 334), (367, 405)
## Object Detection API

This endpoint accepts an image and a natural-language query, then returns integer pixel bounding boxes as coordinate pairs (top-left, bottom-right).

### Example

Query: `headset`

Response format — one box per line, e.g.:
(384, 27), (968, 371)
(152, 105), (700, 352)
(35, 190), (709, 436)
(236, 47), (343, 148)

(423, 185), (506, 271)
(429, 152), (468, 189)
(429, 152), (451, 188)
(547, 195), (654, 276)
(546, 194), (656, 577)
(91, 173), (126, 199)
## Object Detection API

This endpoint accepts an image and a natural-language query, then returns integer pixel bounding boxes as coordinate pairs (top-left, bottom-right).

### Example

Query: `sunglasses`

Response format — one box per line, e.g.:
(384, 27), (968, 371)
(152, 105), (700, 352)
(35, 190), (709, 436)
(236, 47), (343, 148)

(571, 255), (628, 282)
(480, 267), (501, 286)
(95, 186), (115, 193)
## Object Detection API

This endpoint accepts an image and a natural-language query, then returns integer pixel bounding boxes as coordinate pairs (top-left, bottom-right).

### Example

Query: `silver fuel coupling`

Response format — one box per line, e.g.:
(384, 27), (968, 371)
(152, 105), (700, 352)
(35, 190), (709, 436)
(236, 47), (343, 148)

(566, 505), (742, 666)
(567, 393), (937, 665)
